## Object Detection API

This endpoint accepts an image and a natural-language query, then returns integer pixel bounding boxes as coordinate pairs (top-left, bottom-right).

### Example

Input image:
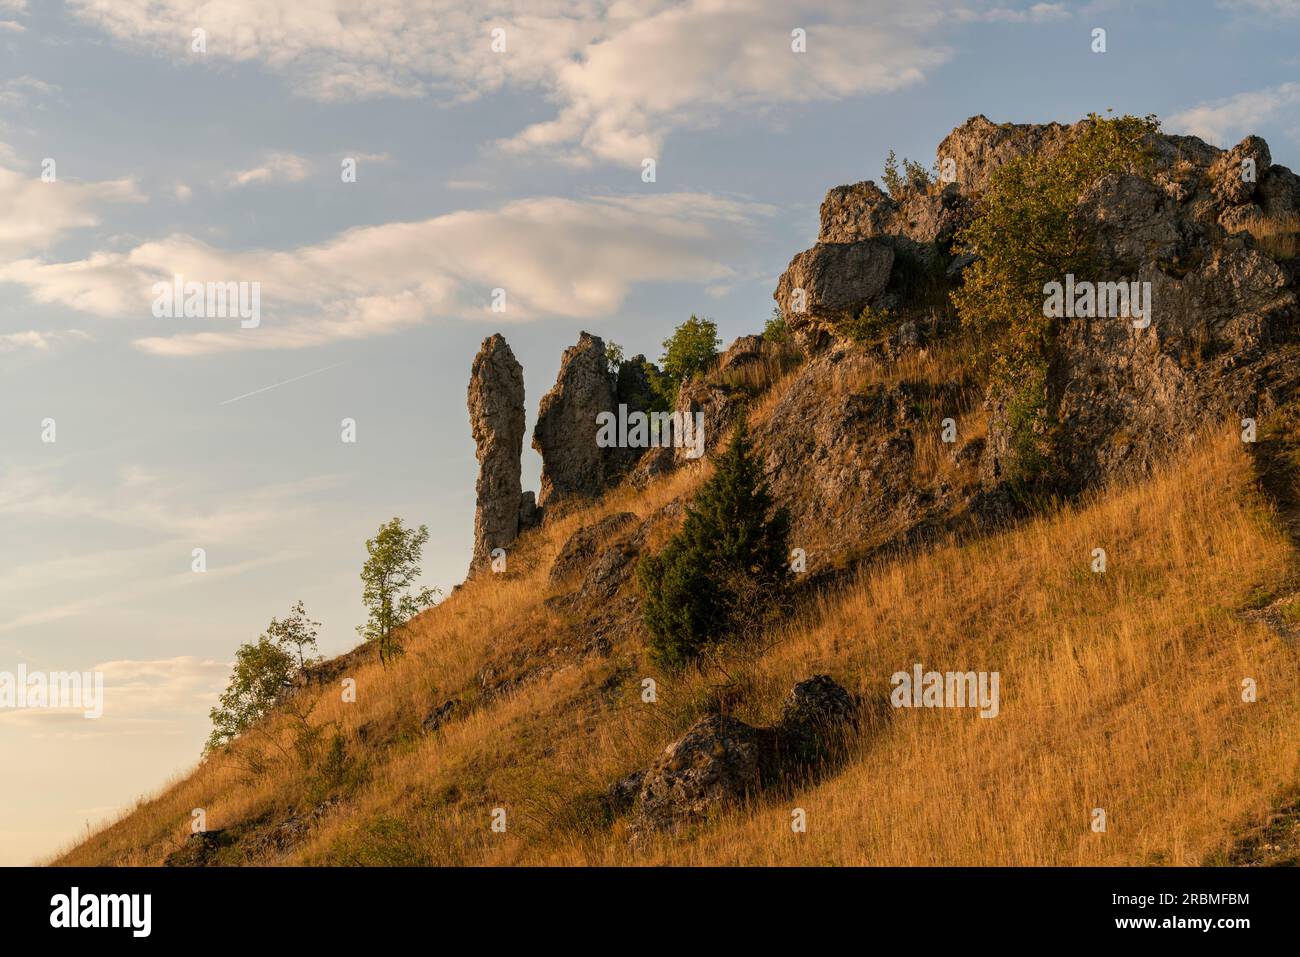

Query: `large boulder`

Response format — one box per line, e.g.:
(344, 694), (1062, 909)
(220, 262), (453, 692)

(1210, 135), (1271, 207)
(624, 675), (860, 840)
(773, 241), (894, 351)
(467, 335), (529, 575)
(753, 345), (951, 566)
(549, 511), (637, 585)
(630, 713), (774, 840)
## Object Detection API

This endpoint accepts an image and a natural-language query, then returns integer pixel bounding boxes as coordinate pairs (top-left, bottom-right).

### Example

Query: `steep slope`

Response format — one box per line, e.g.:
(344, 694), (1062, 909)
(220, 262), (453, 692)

(53, 382), (1300, 866)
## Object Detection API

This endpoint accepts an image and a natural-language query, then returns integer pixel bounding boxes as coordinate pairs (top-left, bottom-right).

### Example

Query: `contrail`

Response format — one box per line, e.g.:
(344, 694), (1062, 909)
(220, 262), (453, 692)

(219, 363), (344, 405)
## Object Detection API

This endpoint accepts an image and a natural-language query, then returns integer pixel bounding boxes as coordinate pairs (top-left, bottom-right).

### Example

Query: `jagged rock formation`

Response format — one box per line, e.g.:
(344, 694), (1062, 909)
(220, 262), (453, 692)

(532, 332), (664, 512)
(467, 335), (531, 575)
(773, 240), (894, 352)
(774, 114), (1300, 497)
(532, 332), (617, 510)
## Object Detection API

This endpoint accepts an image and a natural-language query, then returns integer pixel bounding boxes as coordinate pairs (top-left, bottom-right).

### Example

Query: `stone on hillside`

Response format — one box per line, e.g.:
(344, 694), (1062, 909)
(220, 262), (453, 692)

(467, 335), (528, 575)
(630, 713), (774, 840)
(774, 241), (894, 351)
(549, 511), (637, 584)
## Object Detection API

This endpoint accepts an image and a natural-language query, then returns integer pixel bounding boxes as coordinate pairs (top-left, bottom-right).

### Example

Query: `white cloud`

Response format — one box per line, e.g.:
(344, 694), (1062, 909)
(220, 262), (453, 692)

(0, 329), (90, 353)
(0, 165), (144, 259)
(1218, 0), (1300, 16)
(228, 151), (311, 187)
(0, 75), (57, 109)
(0, 20), (24, 32)
(63, 0), (1058, 167)
(0, 191), (773, 355)
(1168, 82), (1300, 147)
(0, 657), (229, 729)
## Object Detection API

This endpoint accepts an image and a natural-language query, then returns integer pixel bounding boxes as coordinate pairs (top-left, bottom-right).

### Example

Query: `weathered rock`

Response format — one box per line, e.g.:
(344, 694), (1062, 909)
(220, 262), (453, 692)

(1077, 173), (1184, 266)
(549, 511), (637, 584)
(625, 676), (858, 838)
(630, 713), (774, 839)
(1210, 135), (1271, 207)
(774, 241), (894, 351)
(604, 769), (647, 814)
(718, 334), (765, 374)
(671, 376), (738, 462)
(421, 699), (458, 734)
(164, 828), (234, 867)
(935, 114), (1075, 194)
(532, 332), (618, 510)
(467, 335), (528, 575)
(819, 181), (899, 243)
(754, 346), (944, 565)
(779, 674), (859, 732)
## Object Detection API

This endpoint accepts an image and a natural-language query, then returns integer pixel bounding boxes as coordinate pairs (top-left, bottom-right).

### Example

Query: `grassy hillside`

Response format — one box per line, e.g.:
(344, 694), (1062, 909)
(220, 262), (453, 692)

(52, 365), (1300, 866)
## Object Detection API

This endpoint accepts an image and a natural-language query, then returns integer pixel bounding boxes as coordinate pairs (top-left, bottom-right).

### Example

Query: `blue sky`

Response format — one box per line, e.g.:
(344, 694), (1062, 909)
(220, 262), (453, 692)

(0, 0), (1297, 865)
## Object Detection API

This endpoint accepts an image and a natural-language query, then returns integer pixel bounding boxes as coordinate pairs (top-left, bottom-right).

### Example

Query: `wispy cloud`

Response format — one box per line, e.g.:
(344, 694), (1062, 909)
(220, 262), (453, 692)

(1169, 82), (1300, 146)
(0, 191), (774, 356)
(228, 151), (311, 188)
(63, 1), (1063, 168)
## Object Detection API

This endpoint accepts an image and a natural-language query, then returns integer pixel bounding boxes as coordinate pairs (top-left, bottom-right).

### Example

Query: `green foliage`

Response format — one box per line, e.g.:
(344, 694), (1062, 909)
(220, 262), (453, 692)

(265, 600), (321, 669)
(206, 634), (297, 753)
(882, 149), (934, 197)
(357, 518), (441, 664)
(763, 308), (789, 345)
(206, 600), (324, 753)
(604, 340), (625, 376)
(952, 111), (1160, 487)
(658, 314), (720, 404)
(841, 304), (896, 343)
(638, 415), (791, 669)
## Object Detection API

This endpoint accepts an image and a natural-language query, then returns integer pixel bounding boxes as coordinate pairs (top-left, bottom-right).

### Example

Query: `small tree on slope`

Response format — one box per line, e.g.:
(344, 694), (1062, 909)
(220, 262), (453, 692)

(638, 414), (791, 669)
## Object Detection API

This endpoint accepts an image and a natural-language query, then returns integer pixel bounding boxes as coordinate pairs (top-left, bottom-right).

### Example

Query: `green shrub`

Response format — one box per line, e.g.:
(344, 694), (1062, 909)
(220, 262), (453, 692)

(842, 304), (895, 343)
(638, 415), (791, 669)
(206, 600), (321, 754)
(657, 314), (721, 405)
(763, 308), (789, 344)
(953, 111), (1159, 488)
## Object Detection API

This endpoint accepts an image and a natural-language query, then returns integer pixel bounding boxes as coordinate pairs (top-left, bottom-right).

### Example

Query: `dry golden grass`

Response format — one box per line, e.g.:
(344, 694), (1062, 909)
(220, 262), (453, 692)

(1246, 212), (1300, 260)
(53, 406), (1300, 866)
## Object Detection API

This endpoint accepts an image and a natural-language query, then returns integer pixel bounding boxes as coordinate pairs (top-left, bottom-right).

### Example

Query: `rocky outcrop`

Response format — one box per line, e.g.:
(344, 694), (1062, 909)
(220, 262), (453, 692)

(467, 335), (530, 575)
(773, 240), (894, 351)
(718, 334), (765, 374)
(549, 511), (637, 585)
(934, 114), (1074, 193)
(774, 113), (1300, 500)
(753, 344), (975, 567)
(531, 332), (662, 512)
(623, 675), (860, 841)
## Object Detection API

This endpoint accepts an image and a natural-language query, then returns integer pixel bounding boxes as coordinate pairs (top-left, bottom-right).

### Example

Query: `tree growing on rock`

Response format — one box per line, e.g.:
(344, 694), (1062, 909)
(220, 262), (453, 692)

(358, 518), (441, 664)
(657, 314), (721, 404)
(638, 414), (791, 669)
(953, 111), (1160, 491)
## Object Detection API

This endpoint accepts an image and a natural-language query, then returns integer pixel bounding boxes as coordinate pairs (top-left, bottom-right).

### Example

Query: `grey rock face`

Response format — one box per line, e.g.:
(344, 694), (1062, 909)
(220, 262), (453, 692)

(532, 332), (617, 510)
(467, 334), (527, 575)
(773, 241), (894, 351)
(631, 713), (774, 840)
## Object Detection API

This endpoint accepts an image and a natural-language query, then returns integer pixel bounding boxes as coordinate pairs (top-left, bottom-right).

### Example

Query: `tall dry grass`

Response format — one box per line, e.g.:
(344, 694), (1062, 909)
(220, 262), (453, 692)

(1246, 212), (1300, 261)
(54, 416), (1300, 867)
